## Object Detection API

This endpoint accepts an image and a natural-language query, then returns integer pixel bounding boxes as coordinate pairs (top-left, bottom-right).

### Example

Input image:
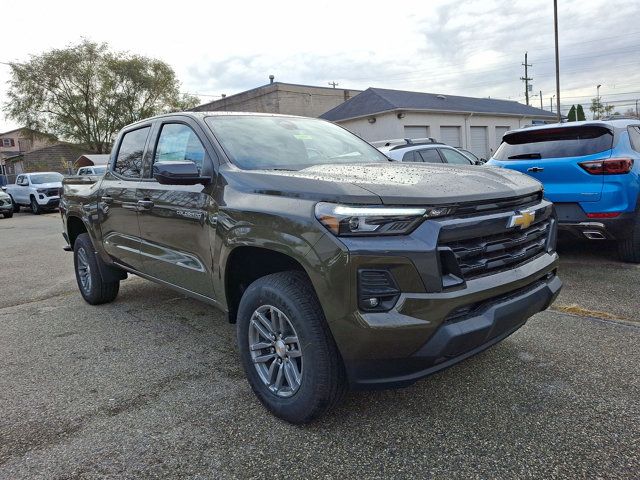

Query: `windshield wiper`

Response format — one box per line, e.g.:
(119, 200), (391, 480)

(507, 153), (542, 159)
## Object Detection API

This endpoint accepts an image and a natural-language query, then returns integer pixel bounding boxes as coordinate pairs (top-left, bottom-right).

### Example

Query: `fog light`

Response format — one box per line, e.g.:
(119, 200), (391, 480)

(39, 194), (44, 200)
(366, 297), (379, 308)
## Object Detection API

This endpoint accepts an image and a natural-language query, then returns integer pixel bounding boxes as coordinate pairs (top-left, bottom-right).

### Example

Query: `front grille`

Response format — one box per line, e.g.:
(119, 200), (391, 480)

(454, 192), (543, 217)
(46, 188), (60, 197)
(0, 198), (7, 206)
(440, 219), (551, 281)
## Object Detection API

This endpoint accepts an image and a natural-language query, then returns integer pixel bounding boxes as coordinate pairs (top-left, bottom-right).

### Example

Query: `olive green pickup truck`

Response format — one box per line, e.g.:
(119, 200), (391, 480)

(61, 112), (562, 423)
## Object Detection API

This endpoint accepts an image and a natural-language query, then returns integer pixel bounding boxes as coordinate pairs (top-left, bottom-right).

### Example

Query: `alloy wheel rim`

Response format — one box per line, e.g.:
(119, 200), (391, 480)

(248, 305), (303, 398)
(77, 247), (92, 294)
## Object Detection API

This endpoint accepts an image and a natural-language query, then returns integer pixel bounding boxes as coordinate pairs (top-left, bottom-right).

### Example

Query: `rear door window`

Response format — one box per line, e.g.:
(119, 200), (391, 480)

(402, 150), (418, 162)
(418, 149), (442, 163)
(494, 126), (614, 160)
(114, 127), (150, 178)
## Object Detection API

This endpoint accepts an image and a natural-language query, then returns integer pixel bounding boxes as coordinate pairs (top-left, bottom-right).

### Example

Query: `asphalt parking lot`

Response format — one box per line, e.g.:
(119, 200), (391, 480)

(0, 212), (638, 479)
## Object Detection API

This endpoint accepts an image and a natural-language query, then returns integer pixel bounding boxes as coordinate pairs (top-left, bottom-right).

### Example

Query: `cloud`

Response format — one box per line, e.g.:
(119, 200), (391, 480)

(2, 0), (639, 132)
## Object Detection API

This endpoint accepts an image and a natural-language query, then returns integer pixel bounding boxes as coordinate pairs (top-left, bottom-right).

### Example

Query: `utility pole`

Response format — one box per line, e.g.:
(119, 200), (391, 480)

(520, 52), (533, 106)
(596, 84), (602, 119)
(553, 0), (561, 122)
(550, 95), (555, 113)
(636, 99), (639, 118)
(328, 81), (339, 88)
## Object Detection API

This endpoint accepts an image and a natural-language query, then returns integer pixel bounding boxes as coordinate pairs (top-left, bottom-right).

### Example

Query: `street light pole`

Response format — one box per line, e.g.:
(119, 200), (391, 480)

(596, 84), (602, 119)
(553, 0), (561, 123)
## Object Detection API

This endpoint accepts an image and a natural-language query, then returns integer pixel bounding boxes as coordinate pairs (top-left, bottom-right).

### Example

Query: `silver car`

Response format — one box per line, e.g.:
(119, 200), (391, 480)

(374, 138), (483, 165)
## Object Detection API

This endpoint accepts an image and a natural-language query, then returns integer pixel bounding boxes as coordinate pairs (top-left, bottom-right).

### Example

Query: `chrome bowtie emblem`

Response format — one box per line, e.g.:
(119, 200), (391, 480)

(508, 209), (536, 230)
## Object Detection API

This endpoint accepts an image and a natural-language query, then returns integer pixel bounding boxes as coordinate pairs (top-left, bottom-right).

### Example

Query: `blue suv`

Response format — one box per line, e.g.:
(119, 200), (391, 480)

(487, 120), (640, 262)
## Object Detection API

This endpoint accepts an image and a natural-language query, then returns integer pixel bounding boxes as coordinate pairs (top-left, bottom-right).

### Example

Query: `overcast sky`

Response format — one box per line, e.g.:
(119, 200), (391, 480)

(1, 0), (639, 132)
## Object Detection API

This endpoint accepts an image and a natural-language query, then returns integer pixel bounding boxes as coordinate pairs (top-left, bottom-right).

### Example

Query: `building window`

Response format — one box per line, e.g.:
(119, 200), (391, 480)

(2, 138), (15, 147)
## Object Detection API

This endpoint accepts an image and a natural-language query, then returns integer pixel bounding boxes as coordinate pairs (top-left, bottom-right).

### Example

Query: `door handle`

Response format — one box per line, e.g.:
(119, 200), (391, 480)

(527, 167), (544, 173)
(101, 195), (113, 204)
(137, 199), (154, 210)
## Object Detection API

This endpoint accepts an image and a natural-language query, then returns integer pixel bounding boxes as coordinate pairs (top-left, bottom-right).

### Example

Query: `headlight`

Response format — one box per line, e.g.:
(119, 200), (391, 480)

(36, 188), (47, 194)
(315, 202), (453, 236)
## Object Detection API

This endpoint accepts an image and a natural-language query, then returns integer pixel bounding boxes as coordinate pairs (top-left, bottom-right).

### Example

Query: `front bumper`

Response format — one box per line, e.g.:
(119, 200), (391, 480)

(0, 202), (12, 213)
(347, 266), (561, 388)
(38, 197), (60, 209)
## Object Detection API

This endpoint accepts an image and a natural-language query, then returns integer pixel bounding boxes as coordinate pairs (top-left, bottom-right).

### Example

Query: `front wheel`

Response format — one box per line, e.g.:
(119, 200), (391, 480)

(73, 233), (120, 305)
(237, 271), (346, 424)
(3, 211), (13, 218)
(617, 213), (640, 263)
(9, 196), (19, 213)
(30, 197), (41, 215)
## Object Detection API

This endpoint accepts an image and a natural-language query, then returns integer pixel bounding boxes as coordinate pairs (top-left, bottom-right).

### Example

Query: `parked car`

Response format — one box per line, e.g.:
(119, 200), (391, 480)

(374, 138), (484, 165)
(61, 112), (561, 423)
(487, 120), (640, 262)
(4, 172), (63, 214)
(0, 190), (13, 218)
(77, 165), (107, 176)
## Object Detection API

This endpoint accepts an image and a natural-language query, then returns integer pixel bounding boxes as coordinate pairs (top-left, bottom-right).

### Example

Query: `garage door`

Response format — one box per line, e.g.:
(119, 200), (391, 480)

(440, 126), (461, 147)
(495, 126), (510, 148)
(470, 126), (488, 159)
(404, 126), (430, 139)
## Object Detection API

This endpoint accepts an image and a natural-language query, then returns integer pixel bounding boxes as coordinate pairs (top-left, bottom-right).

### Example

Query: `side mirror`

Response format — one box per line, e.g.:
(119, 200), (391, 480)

(153, 161), (210, 186)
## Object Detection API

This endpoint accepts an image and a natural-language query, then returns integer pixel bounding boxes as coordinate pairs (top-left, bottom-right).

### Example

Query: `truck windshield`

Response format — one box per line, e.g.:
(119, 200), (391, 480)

(205, 115), (388, 170)
(29, 173), (63, 184)
(494, 125), (613, 160)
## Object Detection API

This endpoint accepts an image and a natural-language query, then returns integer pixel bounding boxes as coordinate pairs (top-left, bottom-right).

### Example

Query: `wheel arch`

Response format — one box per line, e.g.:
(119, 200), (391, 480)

(223, 245), (313, 323)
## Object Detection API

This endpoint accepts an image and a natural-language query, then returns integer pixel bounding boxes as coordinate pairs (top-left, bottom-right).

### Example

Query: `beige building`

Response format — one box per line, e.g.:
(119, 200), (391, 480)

(192, 81), (361, 118)
(0, 128), (57, 175)
(320, 88), (556, 159)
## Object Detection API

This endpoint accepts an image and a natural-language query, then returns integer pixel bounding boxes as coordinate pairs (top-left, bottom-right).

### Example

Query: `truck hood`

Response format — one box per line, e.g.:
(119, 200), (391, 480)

(224, 162), (542, 205)
(32, 182), (62, 189)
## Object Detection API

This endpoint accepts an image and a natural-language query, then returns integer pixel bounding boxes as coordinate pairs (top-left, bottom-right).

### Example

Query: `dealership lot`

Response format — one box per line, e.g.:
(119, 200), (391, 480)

(0, 213), (638, 479)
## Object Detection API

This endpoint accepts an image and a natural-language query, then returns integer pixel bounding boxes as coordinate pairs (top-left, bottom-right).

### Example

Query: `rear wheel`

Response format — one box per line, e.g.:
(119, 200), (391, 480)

(3, 211), (13, 218)
(237, 271), (346, 424)
(73, 233), (120, 304)
(30, 197), (41, 215)
(617, 213), (640, 263)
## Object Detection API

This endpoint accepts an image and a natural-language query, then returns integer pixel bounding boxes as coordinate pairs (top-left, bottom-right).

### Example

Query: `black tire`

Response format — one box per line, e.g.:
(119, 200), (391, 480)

(617, 213), (640, 263)
(3, 211), (13, 218)
(30, 197), (41, 215)
(73, 233), (120, 305)
(9, 196), (19, 213)
(237, 271), (346, 424)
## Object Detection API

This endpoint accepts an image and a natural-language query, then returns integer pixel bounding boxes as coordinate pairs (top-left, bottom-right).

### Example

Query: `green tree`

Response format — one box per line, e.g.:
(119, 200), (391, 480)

(567, 105), (577, 122)
(590, 98), (614, 120)
(576, 104), (586, 121)
(5, 39), (199, 153)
